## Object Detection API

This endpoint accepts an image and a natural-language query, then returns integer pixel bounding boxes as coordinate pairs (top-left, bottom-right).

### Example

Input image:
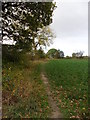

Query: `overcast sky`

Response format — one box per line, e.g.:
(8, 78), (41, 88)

(45, 0), (89, 56)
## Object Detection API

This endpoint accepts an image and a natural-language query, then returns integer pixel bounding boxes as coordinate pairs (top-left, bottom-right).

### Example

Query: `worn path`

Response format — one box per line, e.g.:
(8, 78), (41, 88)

(41, 71), (63, 118)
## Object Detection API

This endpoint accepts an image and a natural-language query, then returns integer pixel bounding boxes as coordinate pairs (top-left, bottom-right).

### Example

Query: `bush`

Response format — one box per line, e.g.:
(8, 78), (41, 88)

(66, 56), (72, 59)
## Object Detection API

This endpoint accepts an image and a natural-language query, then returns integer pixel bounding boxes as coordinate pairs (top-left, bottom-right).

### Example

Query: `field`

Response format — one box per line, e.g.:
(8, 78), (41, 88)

(45, 59), (88, 118)
(2, 58), (89, 118)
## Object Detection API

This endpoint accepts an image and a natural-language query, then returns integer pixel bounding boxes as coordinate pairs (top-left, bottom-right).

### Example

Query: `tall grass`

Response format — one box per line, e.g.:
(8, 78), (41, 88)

(2, 57), (50, 118)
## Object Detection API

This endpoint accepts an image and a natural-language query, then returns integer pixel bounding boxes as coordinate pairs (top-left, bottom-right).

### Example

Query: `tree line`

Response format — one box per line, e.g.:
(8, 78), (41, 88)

(2, 2), (87, 62)
(2, 2), (56, 62)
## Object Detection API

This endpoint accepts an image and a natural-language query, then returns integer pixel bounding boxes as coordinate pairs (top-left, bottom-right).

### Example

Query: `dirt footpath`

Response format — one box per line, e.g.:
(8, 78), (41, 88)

(41, 72), (63, 118)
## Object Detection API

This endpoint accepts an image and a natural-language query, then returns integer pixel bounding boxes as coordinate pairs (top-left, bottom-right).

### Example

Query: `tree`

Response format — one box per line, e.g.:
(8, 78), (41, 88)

(47, 48), (64, 58)
(72, 53), (76, 58)
(2, 2), (56, 52)
(58, 50), (64, 58)
(72, 51), (84, 58)
(47, 48), (58, 59)
(66, 56), (71, 59)
(36, 26), (55, 49)
(47, 48), (64, 59)
(31, 26), (55, 56)
(37, 48), (45, 59)
(76, 51), (84, 58)
(60, 51), (64, 58)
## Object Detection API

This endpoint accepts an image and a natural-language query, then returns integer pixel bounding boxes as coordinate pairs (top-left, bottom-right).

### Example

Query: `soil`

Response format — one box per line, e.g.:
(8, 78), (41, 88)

(41, 72), (63, 118)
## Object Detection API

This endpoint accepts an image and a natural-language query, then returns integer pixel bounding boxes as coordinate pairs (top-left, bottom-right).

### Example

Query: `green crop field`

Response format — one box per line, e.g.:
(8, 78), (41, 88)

(45, 59), (88, 118)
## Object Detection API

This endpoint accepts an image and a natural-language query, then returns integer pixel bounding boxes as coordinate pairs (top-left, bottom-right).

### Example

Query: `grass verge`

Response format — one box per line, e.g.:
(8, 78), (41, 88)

(2, 60), (50, 118)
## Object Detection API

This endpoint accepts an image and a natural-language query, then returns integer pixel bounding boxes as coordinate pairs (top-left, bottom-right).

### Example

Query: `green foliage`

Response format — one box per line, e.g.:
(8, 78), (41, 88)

(47, 48), (64, 59)
(37, 48), (45, 59)
(45, 59), (88, 118)
(36, 26), (55, 48)
(66, 56), (72, 59)
(47, 48), (59, 59)
(72, 53), (76, 58)
(2, 2), (56, 52)
(2, 44), (28, 64)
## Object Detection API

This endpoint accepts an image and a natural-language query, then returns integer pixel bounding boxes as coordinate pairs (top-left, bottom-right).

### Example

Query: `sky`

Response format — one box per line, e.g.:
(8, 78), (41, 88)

(45, 0), (89, 56)
(3, 0), (89, 56)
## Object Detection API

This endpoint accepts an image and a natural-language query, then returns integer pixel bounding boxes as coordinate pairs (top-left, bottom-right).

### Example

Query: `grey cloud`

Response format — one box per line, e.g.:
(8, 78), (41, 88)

(47, 0), (88, 56)
(51, 2), (88, 38)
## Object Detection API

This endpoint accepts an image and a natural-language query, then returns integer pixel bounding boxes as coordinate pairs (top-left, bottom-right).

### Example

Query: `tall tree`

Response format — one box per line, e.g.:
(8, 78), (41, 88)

(2, 2), (56, 52)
